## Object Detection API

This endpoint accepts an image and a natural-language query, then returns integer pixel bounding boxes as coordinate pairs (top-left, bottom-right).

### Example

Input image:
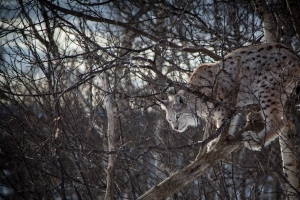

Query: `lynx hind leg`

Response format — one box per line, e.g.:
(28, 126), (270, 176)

(242, 131), (263, 150)
(242, 101), (285, 151)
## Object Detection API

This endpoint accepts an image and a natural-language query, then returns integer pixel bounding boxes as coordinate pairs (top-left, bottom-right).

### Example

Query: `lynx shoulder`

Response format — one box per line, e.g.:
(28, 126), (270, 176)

(161, 43), (300, 150)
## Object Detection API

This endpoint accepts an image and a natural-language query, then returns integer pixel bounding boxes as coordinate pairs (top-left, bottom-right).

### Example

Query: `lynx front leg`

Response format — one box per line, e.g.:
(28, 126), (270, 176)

(206, 112), (229, 152)
(242, 108), (284, 150)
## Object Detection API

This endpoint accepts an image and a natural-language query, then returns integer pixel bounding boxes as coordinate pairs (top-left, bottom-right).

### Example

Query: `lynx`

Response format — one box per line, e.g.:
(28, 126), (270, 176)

(161, 43), (300, 150)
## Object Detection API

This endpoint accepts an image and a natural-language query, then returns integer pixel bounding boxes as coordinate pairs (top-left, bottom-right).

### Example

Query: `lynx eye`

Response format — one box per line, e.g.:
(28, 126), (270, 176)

(176, 114), (181, 119)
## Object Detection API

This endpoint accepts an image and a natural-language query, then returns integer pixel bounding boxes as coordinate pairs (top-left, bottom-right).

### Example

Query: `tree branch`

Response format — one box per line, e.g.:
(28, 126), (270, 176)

(103, 73), (116, 200)
(137, 127), (238, 199)
(38, 0), (221, 60)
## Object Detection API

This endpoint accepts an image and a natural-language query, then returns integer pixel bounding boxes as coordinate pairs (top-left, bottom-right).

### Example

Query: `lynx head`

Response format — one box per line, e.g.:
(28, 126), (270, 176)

(160, 94), (199, 132)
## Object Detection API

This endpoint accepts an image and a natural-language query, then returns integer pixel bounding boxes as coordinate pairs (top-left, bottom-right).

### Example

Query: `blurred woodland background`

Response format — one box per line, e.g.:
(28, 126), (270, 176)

(1, 0), (300, 199)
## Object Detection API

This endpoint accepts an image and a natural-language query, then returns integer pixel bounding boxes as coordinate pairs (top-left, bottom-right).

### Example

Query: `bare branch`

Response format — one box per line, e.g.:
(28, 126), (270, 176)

(38, 0), (221, 60)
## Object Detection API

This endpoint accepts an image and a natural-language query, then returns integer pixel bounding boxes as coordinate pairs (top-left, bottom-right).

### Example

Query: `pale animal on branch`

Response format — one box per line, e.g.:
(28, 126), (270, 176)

(160, 43), (300, 151)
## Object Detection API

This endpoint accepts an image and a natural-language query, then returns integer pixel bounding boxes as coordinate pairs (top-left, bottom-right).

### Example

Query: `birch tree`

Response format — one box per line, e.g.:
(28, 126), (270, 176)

(103, 73), (116, 200)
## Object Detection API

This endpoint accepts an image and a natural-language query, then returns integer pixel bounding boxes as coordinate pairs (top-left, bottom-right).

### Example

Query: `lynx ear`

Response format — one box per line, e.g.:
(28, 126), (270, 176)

(174, 94), (185, 105)
(160, 100), (169, 110)
(156, 97), (169, 110)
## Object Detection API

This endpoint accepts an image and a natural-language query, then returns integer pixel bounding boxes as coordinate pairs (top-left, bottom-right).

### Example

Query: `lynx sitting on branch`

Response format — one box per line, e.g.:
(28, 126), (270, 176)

(160, 43), (300, 151)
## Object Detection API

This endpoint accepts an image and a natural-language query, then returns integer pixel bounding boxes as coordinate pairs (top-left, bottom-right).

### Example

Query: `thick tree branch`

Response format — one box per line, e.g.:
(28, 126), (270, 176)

(138, 140), (240, 199)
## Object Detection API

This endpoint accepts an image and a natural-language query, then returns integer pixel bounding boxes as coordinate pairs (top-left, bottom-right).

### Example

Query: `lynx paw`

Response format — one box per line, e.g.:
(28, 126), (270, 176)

(242, 131), (262, 151)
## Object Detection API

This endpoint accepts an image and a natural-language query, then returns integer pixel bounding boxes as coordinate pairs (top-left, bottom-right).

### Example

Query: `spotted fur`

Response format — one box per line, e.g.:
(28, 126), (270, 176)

(161, 43), (300, 150)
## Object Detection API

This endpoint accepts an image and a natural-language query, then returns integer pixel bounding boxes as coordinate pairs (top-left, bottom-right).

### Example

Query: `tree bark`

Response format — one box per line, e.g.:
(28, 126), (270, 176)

(103, 73), (116, 200)
(281, 98), (300, 200)
(252, 0), (277, 43)
(279, 130), (299, 200)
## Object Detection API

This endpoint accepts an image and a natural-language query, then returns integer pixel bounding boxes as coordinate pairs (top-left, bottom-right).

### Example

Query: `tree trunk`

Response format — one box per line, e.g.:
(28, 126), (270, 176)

(103, 73), (116, 200)
(282, 98), (300, 200)
(279, 129), (299, 200)
(252, 0), (277, 43)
